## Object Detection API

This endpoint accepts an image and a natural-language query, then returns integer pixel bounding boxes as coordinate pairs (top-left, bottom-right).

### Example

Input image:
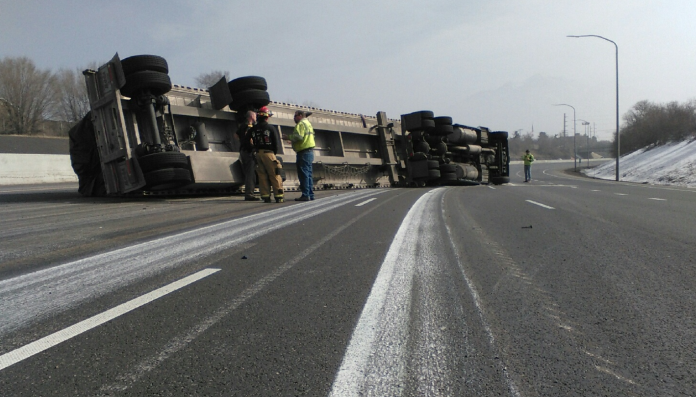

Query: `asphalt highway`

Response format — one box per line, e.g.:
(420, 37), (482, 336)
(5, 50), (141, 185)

(1, 164), (695, 396)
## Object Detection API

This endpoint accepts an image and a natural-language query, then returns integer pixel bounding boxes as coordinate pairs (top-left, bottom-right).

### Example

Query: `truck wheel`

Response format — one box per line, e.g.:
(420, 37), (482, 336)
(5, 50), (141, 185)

(419, 119), (435, 130)
(440, 172), (458, 182)
(489, 131), (509, 140)
(121, 71), (172, 97)
(228, 76), (267, 93)
(144, 168), (193, 191)
(121, 55), (169, 75)
(137, 152), (189, 173)
(413, 141), (430, 154)
(433, 124), (454, 136)
(230, 89), (270, 110)
(440, 163), (457, 173)
(428, 169), (441, 180)
(434, 116), (452, 125)
(416, 110), (434, 119)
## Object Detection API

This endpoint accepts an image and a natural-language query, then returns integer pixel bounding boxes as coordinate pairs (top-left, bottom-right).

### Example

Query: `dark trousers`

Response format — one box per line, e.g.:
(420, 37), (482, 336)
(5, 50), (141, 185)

(240, 149), (256, 196)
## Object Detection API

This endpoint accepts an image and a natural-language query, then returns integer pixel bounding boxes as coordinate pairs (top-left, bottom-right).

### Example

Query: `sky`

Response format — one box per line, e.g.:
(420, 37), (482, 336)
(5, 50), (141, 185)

(1, 0), (695, 141)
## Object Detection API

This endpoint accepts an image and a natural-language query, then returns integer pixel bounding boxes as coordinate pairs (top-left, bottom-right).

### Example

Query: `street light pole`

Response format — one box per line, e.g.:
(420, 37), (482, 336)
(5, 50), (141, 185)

(579, 120), (591, 167)
(567, 34), (620, 181)
(554, 103), (576, 170)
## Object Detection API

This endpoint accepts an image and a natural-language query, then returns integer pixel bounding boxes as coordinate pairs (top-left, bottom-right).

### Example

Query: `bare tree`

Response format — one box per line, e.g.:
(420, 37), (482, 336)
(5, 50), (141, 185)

(620, 99), (696, 154)
(195, 70), (230, 89)
(53, 68), (90, 123)
(0, 57), (55, 135)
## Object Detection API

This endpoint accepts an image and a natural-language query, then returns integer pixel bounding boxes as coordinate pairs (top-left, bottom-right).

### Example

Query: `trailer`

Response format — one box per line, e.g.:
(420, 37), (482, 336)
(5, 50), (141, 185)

(70, 54), (509, 196)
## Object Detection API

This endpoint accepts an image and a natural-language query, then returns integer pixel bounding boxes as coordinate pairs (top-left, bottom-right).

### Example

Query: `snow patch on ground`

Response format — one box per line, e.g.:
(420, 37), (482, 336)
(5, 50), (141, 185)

(583, 138), (696, 187)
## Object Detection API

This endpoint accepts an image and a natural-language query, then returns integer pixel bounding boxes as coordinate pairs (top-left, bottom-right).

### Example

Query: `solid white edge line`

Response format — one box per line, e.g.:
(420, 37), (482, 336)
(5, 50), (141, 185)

(648, 198), (666, 201)
(525, 200), (555, 209)
(355, 197), (377, 207)
(0, 268), (220, 371)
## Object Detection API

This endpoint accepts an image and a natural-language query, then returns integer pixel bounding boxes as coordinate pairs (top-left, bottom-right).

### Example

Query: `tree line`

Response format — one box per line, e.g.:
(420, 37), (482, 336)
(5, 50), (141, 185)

(0, 57), (92, 136)
(507, 130), (612, 161)
(620, 99), (696, 154)
(2, 55), (694, 155)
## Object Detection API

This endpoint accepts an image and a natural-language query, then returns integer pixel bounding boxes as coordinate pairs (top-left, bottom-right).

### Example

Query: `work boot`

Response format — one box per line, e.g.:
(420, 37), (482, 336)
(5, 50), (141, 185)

(275, 196), (284, 203)
(295, 196), (309, 202)
(245, 195), (261, 201)
(263, 197), (272, 203)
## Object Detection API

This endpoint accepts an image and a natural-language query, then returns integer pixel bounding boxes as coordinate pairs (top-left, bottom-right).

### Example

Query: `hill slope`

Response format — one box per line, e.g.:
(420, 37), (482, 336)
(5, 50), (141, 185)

(584, 139), (696, 187)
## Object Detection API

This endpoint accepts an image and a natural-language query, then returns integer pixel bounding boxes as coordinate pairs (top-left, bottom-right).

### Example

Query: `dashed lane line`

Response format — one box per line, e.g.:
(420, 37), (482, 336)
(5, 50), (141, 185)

(526, 200), (555, 209)
(97, 188), (404, 395)
(0, 189), (387, 338)
(355, 197), (377, 207)
(0, 268), (220, 371)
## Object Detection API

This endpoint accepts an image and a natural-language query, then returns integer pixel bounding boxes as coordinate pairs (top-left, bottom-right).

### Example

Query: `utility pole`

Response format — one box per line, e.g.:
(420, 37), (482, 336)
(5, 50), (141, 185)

(563, 113), (567, 152)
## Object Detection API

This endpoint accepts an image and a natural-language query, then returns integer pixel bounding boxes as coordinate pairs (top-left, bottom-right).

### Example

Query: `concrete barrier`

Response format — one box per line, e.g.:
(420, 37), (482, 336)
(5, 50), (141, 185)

(0, 154), (77, 185)
(0, 155), (611, 186)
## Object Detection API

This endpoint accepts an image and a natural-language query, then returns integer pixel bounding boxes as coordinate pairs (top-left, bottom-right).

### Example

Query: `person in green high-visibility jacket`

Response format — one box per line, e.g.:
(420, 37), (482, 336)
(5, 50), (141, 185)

(283, 110), (316, 201)
(522, 149), (535, 182)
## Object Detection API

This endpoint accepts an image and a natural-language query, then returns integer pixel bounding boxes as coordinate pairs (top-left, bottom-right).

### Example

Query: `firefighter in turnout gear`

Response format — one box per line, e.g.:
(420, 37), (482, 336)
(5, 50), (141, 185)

(247, 106), (284, 203)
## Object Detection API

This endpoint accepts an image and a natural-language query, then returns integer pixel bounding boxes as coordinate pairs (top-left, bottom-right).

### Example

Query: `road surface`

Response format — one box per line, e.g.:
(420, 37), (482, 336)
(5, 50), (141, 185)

(1, 163), (695, 396)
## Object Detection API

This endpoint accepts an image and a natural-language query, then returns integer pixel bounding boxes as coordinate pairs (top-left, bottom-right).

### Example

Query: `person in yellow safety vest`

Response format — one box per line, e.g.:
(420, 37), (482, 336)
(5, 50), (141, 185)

(247, 106), (284, 203)
(523, 149), (535, 182)
(283, 110), (316, 201)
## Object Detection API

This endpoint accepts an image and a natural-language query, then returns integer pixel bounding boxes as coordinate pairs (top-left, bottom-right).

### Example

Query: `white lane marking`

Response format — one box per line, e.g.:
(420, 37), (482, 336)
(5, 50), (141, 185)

(330, 190), (437, 396)
(488, 186), (497, 189)
(0, 268), (220, 371)
(648, 198), (666, 201)
(0, 190), (386, 337)
(614, 193), (628, 196)
(591, 190), (601, 192)
(98, 190), (398, 395)
(355, 198), (377, 207)
(331, 188), (520, 396)
(526, 200), (555, 209)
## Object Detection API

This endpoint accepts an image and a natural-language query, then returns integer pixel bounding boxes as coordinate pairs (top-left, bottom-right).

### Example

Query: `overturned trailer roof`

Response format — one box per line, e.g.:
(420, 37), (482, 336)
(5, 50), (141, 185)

(73, 54), (508, 197)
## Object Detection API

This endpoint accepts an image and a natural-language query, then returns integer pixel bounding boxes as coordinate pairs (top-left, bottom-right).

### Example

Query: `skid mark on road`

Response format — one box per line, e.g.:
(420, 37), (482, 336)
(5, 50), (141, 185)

(96, 190), (405, 395)
(450, 201), (639, 390)
(332, 188), (520, 396)
(0, 190), (387, 339)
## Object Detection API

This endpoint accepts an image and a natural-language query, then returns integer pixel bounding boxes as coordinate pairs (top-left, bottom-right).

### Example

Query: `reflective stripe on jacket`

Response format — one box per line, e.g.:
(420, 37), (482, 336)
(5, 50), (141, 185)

(289, 118), (315, 152)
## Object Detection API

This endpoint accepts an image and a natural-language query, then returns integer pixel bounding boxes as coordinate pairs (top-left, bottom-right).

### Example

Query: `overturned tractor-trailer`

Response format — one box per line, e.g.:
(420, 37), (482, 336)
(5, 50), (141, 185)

(70, 53), (509, 196)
